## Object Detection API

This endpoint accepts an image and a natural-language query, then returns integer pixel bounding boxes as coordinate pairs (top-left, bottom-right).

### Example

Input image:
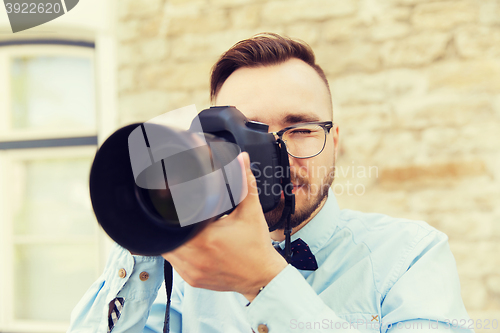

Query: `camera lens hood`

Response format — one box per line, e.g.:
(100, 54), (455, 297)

(89, 124), (202, 255)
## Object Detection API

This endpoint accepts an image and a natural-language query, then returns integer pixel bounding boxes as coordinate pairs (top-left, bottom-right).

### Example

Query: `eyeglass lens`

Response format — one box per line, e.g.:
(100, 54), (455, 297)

(282, 124), (326, 158)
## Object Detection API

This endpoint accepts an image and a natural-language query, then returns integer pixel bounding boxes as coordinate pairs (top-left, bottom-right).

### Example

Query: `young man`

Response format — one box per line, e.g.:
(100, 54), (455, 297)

(68, 34), (471, 333)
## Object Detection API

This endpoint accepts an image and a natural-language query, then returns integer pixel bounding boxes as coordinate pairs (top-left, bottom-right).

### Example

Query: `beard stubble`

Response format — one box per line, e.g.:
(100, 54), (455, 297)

(265, 164), (335, 231)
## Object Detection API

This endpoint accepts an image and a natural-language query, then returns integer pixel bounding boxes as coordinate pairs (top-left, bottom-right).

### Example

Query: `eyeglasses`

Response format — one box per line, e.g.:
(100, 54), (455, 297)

(271, 121), (334, 159)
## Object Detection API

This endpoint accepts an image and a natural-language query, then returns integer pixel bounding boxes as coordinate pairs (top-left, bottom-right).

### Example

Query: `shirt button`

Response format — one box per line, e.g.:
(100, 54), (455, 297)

(118, 268), (127, 278)
(257, 324), (269, 333)
(139, 271), (149, 281)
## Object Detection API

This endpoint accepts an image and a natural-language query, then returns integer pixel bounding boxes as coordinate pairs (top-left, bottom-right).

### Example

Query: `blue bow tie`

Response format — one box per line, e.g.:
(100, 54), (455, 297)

(275, 238), (318, 271)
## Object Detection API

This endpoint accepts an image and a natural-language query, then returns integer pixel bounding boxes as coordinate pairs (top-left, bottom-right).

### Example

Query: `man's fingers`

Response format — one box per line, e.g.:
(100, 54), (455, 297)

(238, 152), (259, 203)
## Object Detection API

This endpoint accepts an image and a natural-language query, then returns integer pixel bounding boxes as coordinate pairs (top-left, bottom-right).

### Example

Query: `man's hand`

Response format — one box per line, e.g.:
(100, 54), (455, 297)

(162, 152), (288, 302)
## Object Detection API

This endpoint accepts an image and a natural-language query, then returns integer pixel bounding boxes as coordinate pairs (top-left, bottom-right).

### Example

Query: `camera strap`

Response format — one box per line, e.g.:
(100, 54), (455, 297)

(276, 139), (295, 263)
(163, 260), (173, 333)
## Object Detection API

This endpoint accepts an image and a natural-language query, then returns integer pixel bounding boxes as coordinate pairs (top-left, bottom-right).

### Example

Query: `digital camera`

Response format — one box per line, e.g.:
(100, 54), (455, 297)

(89, 106), (290, 255)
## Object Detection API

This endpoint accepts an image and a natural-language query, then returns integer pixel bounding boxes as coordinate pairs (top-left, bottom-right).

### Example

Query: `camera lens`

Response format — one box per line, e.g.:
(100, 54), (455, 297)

(138, 144), (212, 228)
(148, 188), (179, 225)
(89, 122), (244, 254)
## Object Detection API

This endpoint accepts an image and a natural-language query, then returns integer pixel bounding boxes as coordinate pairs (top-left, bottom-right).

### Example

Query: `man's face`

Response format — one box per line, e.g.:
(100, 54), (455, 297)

(215, 58), (339, 233)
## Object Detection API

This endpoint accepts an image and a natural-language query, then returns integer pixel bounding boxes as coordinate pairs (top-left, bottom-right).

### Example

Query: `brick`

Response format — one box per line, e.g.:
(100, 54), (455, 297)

(118, 38), (170, 67)
(167, 9), (229, 36)
(358, 4), (412, 24)
(421, 124), (500, 158)
(211, 0), (259, 6)
(323, 17), (367, 42)
(480, 0), (500, 25)
(117, 43), (140, 67)
(455, 26), (500, 59)
(471, 189), (500, 215)
(334, 160), (380, 184)
(164, 0), (206, 17)
(168, 0), (207, 5)
(380, 32), (449, 67)
(117, 0), (134, 20)
(486, 275), (500, 295)
(124, 0), (164, 19)
(137, 61), (212, 91)
(169, 30), (254, 60)
(262, 0), (358, 24)
(119, 90), (191, 125)
(412, 177), (500, 213)
(141, 38), (170, 62)
(331, 74), (386, 104)
(483, 154), (500, 189)
(383, 7), (412, 21)
(230, 4), (261, 29)
(459, 276), (488, 310)
(117, 67), (136, 93)
(139, 16), (163, 38)
(330, 69), (427, 105)
(426, 212), (495, 242)
(378, 160), (487, 188)
(116, 19), (141, 42)
(286, 23), (320, 46)
(459, 123), (500, 153)
(370, 21), (410, 41)
(408, 188), (473, 214)
(336, 103), (393, 133)
(355, 0), (389, 24)
(394, 94), (496, 129)
(468, 311), (500, 329)
(249, 26), (287, 37)
(339, 130), (384, 162)
(427, 60), (500, 93)
(388, 0), (441, 5)
(372, 130), (428, 167)
(494, 95), (500, 119)
(191, 89), (211, 111)
(316, 42), (379, 75)
(412, 1), (478, 31)
(449, 241), (500, 278)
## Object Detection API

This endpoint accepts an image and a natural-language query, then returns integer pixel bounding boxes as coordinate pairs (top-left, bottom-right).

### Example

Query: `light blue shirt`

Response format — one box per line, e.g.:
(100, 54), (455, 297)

(68, 191), (472, 332)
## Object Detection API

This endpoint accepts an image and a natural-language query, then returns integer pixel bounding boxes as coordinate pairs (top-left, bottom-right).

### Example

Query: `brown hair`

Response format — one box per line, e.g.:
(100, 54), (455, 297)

(210, 33), (330, 103)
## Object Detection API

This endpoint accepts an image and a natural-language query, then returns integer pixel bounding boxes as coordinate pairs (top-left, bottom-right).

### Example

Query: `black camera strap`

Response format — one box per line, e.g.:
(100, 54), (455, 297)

(163, 260), (173, 333)
(276, 139), (295, 263)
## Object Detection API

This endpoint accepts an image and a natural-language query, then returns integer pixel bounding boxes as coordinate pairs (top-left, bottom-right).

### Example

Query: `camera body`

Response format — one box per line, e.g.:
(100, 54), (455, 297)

(89, 106), (285, 255)
(195, 106), (282, 212)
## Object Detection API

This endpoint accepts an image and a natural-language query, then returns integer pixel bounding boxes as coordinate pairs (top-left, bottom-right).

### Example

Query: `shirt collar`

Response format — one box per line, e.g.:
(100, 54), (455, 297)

(273, 188), (340, 255)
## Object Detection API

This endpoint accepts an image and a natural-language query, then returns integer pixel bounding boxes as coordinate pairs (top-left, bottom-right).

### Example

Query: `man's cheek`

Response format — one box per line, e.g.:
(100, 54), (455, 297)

(293, 164), (309, 179)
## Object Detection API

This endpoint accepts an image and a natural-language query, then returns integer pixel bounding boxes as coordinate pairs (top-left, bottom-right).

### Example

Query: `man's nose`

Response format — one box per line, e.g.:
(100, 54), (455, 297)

(287, 154), (298, 167)
(287, 155), (301, 180)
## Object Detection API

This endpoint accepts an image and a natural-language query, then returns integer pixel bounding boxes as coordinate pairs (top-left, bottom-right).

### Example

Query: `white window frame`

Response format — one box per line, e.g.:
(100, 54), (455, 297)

(0, 37), (117, 332)
(0, 44), (97, 141)
(0, 146), (100, 333)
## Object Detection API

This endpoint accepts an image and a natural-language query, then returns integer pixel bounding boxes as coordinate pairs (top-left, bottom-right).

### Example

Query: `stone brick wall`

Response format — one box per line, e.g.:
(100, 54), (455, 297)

(117, 0), (500, 326)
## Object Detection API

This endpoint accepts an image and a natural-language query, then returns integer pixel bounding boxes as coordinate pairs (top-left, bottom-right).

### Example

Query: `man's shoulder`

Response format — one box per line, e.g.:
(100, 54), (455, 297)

(335, 209), (448, 275)
(333, 209), (450, 295)
(336, 208), (446, 249)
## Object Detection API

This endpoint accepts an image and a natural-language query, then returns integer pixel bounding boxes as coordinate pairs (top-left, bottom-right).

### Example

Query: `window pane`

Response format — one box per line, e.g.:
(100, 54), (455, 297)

(10, 56), (96, 131)
(13, 243), (98, 322)
(13, 157), (96, 236)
